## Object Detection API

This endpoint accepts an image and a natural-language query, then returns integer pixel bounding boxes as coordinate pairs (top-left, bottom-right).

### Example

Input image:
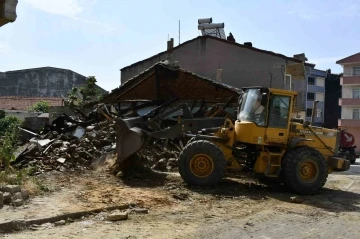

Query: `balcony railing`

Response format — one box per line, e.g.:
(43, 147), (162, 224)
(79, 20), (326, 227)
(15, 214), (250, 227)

(340, 74), (360, 85)
(338, 119), (360, 127)
(338, 98), (360, 106)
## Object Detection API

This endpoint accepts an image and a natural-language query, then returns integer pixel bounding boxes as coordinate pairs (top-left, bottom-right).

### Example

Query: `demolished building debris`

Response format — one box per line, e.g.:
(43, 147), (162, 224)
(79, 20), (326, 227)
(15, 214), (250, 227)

(8, 63), (240, 175)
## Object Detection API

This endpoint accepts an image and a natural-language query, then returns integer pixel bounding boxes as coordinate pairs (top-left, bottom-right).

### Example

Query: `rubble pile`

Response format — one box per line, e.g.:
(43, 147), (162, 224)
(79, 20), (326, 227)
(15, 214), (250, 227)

(11, 92), (236, 175)
(14, 117), (185, 174)
(137, 142), (183, 172)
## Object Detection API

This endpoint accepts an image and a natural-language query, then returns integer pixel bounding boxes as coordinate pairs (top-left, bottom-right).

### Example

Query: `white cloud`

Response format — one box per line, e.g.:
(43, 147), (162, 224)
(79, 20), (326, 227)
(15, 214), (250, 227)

(24, 0), (116, 32)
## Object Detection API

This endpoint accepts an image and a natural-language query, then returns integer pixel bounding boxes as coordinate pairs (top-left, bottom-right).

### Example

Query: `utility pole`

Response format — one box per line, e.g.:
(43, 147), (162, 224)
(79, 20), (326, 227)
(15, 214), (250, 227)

(178, 20), (180, 45)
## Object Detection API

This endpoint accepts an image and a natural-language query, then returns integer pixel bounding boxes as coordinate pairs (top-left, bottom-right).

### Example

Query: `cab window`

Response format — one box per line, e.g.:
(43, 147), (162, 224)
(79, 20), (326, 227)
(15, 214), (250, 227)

(268, 95), (291, 129)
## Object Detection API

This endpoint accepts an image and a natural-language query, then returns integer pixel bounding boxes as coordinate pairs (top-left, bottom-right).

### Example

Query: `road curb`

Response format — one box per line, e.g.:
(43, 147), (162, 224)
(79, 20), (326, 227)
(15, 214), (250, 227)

(0, 204), (129, 233)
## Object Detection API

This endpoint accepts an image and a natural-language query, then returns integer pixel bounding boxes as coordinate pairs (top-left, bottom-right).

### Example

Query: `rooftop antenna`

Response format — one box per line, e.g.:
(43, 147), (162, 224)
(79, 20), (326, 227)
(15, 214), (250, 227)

(178, 20), (180, 45)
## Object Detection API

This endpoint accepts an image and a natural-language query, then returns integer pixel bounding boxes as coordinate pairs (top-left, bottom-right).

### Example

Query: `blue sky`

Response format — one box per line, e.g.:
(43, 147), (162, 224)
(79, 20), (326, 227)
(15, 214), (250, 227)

(0, 0), (359, 91)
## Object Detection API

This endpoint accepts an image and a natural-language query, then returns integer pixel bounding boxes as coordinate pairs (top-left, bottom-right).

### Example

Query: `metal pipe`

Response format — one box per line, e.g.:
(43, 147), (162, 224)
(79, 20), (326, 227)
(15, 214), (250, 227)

(311, 100), (319, 125)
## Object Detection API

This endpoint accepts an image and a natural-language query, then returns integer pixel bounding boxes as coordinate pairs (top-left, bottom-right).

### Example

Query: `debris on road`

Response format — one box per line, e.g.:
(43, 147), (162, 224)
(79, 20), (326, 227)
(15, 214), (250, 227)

(107, 210), (129, 221)
(290, 196), (303, 204)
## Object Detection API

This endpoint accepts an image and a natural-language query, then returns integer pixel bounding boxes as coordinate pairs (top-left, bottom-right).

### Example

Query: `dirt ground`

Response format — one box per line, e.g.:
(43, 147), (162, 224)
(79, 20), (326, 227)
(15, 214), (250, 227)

(1, 161), (360, 239)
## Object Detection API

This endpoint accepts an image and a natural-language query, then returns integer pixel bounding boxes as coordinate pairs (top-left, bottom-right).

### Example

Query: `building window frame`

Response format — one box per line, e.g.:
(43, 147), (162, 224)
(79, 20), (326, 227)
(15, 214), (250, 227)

(316, 109), (323, 118)
(353, 108), (360, 119)
(308, 77), (315, 85)
(353, 67), (360, 76)
(352, 88), (360, 99)
(307, 92), (315, 101)
(306, 108), (312, 118)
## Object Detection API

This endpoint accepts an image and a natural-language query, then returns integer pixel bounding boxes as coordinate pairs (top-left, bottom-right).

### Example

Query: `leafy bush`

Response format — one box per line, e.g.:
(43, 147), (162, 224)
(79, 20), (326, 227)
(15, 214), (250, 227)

(0, 117), (20, 167)
(0, 110), (5, 119)
(0, 115), (22, 136)
(28, 100), (50, 113)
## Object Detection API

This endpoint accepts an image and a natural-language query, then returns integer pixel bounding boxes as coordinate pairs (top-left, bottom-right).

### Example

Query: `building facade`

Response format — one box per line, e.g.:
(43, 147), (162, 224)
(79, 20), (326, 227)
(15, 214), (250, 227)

(323, 71), (341, 129)
(120, 35), (314, 110)
(304, 68), (327, 126)
(336, 52), (360, 151)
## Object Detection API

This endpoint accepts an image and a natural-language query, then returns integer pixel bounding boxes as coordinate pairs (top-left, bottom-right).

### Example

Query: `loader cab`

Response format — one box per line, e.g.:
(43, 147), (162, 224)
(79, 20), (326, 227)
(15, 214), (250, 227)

(235, 87), (296, 145)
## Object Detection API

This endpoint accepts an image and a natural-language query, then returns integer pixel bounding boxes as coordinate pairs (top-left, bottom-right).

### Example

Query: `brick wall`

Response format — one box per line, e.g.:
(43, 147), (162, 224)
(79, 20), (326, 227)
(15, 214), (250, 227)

(0, 96), (63, 110)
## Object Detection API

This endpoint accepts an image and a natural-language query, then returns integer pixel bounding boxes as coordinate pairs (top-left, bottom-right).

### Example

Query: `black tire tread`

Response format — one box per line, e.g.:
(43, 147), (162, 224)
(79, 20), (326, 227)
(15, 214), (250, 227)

(281, 146), (328, 195)
(178, 140), (226, 186)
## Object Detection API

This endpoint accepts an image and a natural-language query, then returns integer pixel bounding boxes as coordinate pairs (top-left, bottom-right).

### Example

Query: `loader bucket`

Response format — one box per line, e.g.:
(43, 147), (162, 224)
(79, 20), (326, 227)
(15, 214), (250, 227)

(114, 118), (145, 165)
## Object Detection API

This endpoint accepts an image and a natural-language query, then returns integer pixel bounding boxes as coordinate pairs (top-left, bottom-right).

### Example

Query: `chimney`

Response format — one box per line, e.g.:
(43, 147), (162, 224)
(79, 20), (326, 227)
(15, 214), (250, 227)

(244, 42), (252, 47)
(293, 53), (308, 62)
(167, 38), (174, 53)
(216, 68), (223, 83)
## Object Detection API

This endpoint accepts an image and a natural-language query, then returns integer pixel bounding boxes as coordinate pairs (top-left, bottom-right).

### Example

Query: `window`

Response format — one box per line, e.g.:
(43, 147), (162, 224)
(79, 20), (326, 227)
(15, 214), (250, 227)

(316, 109), (323, 118)
(353, 109), (360, 119)
(307, 93), (315, 101)
(354, 67), (360, 76)
(285, 74), (292, 90)
(352, 88), (360, 98)
(308, 77), (315, 85)
(267, 95), (291, 129)
(306, 108), (313, 117)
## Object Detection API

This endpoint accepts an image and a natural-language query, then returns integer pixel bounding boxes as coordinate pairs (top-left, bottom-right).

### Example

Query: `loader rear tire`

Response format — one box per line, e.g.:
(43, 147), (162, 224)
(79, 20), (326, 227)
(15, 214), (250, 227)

(178, 140), (226, 187)
(281, 146), (328, 195)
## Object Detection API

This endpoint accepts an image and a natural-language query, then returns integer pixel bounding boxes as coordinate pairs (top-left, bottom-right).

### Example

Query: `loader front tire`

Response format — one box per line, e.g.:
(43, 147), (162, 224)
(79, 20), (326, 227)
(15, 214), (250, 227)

(281, 146), (328, 195)
(178, 140), (226, 187)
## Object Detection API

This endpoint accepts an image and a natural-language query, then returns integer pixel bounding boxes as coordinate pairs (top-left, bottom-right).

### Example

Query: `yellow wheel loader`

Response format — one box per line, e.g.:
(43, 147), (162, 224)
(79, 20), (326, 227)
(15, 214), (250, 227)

(115, 87), (350, 195)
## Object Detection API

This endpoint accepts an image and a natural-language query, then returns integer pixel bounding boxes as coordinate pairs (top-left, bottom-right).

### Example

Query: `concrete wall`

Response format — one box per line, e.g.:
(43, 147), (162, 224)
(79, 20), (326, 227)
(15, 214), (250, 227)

(122, 38), (299, 88)
(342, 85), (354, 98)
(0, 67), (107, 97)
(341, 106), (358, 119)
(121, 37), (309, 106)
(49, 106), (92, 123)
(344, 63), (360, 76)
(4, 110), (40, 120)
(323, 73), (341, 129)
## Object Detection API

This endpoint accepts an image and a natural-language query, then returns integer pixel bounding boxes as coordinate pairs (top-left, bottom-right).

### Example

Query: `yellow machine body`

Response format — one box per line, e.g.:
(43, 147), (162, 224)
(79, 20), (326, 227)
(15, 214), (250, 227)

(213, 87), (348, 176)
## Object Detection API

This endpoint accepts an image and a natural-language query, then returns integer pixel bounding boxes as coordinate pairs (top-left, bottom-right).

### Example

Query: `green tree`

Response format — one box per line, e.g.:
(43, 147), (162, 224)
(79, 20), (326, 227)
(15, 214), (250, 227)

(64, 76), (102, 107)
(80, 76), (101, 103)
(28, 100), (50, 113)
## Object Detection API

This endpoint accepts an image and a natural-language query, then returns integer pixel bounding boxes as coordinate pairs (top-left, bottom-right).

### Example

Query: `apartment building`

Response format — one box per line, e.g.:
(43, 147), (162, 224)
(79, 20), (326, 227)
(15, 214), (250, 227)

(336, 52), (360, 150)
(304, 69), (327, 126)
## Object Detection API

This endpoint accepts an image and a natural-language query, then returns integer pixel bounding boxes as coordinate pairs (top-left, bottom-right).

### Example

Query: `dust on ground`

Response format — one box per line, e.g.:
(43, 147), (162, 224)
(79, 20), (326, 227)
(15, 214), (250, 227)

(1, 163), (360, 239)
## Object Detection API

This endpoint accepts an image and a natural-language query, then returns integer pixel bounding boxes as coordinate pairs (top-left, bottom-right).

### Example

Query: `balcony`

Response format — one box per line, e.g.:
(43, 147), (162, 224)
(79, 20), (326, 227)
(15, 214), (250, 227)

(340, 76), (360, 85)
(307, 85), (325, 93)
(338, 119), (360, 127)
(338, 98), (360, 106)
